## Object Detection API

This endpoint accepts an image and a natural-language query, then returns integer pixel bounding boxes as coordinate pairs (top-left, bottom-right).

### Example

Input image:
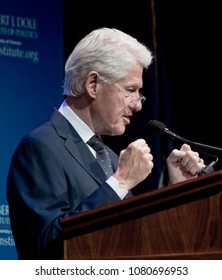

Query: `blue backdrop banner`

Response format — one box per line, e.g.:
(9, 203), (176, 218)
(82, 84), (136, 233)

(0, 0), (63, 259)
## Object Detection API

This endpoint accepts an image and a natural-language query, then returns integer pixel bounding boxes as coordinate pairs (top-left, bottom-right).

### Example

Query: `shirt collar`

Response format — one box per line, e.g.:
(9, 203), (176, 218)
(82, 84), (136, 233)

(58, 99), (94, 143)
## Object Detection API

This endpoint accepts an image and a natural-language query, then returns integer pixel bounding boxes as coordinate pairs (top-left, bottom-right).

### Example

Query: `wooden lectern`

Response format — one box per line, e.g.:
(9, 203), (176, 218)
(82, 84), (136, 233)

(61, 170), (222, 259)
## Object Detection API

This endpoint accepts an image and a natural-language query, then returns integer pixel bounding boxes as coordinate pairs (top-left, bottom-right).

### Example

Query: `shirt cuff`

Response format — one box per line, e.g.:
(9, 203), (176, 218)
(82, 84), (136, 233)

(106, 176), (129, 199)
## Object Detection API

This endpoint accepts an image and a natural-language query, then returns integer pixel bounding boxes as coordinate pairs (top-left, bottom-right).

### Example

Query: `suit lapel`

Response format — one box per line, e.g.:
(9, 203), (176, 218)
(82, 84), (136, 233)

(49, 109), (113, 183)
(65, 137), (107, 183)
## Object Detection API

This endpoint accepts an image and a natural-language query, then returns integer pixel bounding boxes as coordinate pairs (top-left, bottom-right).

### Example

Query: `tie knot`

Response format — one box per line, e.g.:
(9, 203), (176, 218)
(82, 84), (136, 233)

(87, 135), (105, 152)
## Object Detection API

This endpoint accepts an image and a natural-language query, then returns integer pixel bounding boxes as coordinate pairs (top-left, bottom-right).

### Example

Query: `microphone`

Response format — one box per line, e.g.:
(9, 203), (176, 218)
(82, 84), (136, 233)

(148, 120), (221, 174)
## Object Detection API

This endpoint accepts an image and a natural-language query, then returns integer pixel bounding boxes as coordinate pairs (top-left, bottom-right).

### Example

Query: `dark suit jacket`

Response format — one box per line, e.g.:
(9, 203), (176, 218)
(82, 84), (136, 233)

(6, 108), (122, 259)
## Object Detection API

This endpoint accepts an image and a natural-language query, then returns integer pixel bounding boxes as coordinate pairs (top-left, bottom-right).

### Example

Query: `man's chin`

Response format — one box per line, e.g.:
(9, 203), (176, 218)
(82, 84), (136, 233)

(113, 126), (126, 136)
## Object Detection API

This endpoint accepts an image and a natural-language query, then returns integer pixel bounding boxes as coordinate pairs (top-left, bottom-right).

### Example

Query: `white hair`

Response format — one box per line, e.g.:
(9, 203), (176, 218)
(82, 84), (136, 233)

(63, 27), (153, 97)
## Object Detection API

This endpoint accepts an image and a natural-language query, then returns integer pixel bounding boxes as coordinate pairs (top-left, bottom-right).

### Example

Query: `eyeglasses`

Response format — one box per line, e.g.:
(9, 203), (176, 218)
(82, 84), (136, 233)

(99, 75), (146, 104)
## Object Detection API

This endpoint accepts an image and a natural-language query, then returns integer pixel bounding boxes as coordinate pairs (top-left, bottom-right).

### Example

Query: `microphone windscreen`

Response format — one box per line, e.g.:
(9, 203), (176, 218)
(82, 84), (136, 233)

(148, 120), (166, 132)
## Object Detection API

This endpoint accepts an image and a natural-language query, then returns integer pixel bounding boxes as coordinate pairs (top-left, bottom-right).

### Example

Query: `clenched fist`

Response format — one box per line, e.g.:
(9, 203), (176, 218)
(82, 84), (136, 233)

(114, 139), (153, 191)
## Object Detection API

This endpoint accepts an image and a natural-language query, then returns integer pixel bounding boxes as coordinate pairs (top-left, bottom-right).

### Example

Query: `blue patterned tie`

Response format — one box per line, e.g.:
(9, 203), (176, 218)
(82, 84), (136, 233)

(87, 135), (114, 178)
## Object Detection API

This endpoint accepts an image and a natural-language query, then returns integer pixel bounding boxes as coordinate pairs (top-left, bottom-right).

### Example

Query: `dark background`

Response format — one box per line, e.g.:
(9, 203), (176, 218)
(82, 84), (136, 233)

(63, 1), (222, 191)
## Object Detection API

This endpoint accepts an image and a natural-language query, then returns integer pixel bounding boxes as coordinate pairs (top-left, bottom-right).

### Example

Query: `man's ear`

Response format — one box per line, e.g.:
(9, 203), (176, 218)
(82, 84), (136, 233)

(85, 71), (99, 98)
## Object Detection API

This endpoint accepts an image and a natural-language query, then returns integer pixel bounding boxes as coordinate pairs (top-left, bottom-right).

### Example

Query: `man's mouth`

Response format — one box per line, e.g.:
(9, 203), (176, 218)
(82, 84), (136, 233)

(123, 115), (130, 124)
